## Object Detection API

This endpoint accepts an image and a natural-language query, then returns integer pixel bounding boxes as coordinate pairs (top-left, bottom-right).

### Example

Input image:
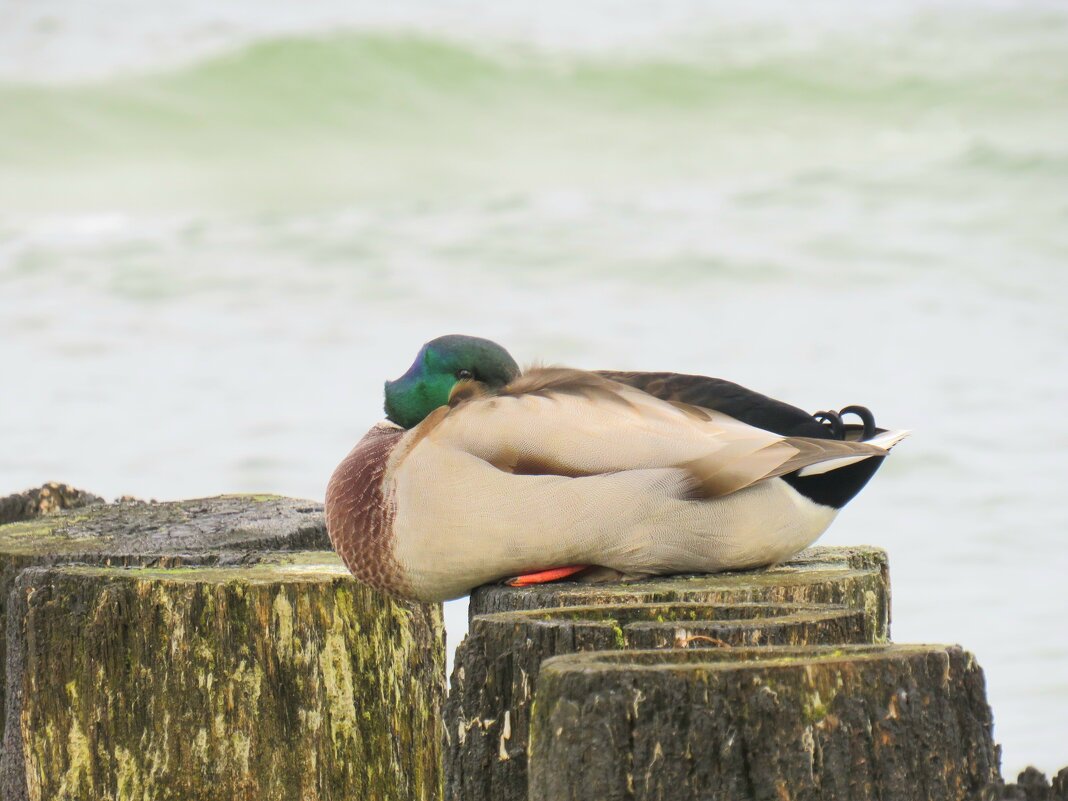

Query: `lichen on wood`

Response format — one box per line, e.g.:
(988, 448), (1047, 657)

(1, 554), (444, 801)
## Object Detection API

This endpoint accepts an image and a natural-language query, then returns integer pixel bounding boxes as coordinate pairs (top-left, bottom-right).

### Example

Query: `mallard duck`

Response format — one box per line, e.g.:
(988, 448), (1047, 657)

(325, 335), (908, 602)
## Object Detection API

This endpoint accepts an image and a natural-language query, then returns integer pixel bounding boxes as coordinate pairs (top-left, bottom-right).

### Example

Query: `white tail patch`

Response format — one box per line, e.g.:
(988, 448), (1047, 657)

(865, 428), (911, 450)
(796, 429), (911, 477)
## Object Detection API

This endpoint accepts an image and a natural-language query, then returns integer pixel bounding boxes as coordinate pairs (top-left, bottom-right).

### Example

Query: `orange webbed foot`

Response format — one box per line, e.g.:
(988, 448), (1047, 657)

(505, 565), (589, 587)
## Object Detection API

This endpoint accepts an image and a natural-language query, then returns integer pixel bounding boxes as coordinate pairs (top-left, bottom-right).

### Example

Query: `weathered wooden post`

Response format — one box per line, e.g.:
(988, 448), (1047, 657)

(469, 546), (891, 642)
(528, 645), (1000, 801)
(0, 494), (329, 731)
(445, 546), (890, 801)
(0, 493), (445, 801)
(2, 491), (1051, 800)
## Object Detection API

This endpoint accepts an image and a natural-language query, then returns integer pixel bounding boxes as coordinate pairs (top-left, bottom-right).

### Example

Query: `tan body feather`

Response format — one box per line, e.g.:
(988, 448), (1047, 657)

(369, 368), (899, 601)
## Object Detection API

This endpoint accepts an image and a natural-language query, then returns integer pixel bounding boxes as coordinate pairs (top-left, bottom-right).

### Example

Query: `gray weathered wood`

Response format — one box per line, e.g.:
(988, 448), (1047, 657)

(529, 645), (1000, 801)
(0, 493), (330, 562)
(469, 545), (891, 642)
(446, 548), (889, 801)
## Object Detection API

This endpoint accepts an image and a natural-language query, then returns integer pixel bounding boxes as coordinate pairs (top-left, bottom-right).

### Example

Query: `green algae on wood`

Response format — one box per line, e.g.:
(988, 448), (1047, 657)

(0, 557), (445, 801)
(0, 495), (333, 735)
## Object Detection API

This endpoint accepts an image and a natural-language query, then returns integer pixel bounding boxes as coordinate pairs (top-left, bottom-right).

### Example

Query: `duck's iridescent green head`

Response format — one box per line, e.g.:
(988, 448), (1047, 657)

(384, 335), (520, 429)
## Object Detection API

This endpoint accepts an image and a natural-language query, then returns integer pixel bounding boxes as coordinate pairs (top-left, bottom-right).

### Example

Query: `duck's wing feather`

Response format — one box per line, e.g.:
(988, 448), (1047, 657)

(422, 368), (887, 497)
(596, 370), (831, 439)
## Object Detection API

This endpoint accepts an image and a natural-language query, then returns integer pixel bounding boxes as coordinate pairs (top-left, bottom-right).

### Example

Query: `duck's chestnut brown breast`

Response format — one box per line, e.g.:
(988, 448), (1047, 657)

(325, 423), (411, 597)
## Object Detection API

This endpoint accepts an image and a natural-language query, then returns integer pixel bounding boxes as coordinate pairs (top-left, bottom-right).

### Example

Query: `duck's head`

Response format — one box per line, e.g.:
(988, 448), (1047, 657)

(384, 335), (520, 429)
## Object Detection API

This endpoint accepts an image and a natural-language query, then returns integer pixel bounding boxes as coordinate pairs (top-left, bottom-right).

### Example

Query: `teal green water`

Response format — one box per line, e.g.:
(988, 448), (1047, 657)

(1, 1), (1066, 777)
(2, 14), (1066, 211)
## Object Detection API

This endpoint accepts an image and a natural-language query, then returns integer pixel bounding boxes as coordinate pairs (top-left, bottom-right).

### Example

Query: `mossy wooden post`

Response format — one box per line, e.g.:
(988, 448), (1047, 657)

(528, 645), (1000, 801)
(0, 495), (446, 801)
(0, 495), (332, 731)
(445, 546), (890, 801)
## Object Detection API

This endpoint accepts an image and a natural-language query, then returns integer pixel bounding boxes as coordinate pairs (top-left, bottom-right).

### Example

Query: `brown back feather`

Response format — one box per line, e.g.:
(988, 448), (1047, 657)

(500, 367), (636, 410)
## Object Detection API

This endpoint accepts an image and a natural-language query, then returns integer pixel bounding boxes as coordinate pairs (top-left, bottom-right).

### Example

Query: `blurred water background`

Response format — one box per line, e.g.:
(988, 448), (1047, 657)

(2, 0), (1066, 776)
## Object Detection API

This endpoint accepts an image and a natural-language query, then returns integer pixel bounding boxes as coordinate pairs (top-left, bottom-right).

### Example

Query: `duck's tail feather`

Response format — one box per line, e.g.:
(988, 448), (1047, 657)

(781, 428), (909, 508)
(865, 428), (911, 450)
(796, 429), (909, 477)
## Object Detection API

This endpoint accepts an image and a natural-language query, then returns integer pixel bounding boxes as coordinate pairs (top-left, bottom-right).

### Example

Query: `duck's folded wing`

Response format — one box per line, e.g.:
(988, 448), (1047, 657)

(596, 370), (831, 439)
(425, 369), (888, 497)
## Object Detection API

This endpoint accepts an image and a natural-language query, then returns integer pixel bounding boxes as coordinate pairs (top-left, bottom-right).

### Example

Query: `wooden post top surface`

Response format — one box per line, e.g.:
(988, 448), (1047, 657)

(469, 544), (891, 642)
(0, 494), (329, 561)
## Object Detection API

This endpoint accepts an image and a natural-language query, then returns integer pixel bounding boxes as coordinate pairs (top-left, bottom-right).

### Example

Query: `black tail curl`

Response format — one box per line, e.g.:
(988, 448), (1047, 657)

(813, 405), (877, 441)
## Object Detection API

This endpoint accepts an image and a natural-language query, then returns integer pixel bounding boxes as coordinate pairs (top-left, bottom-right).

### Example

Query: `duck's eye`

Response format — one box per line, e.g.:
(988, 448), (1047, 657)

(457, 369), (474, 380)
